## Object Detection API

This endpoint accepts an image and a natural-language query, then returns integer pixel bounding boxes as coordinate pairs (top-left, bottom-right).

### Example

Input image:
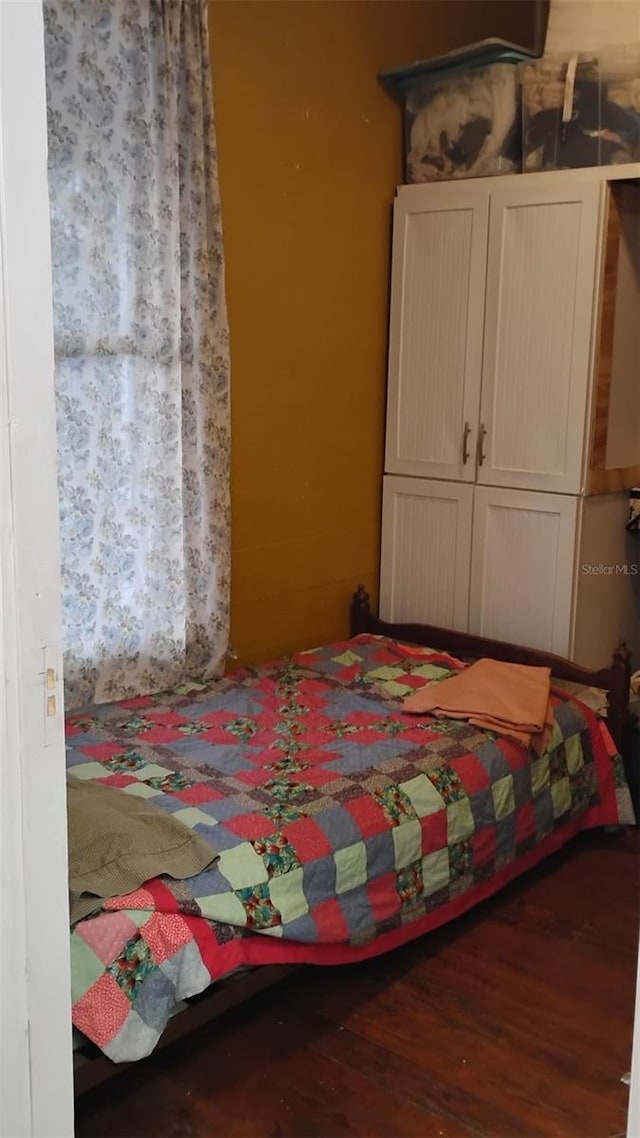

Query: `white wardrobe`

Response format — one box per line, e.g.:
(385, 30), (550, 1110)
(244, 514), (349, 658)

(380, 165), (640, 668)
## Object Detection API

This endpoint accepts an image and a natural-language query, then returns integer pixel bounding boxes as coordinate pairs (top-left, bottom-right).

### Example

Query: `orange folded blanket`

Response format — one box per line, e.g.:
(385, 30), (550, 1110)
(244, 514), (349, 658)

(403, 657), (552, 750)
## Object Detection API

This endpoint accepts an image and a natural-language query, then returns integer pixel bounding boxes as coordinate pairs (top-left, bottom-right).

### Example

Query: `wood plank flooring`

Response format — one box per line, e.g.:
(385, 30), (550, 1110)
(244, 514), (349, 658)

(75, 829), (639, 1138)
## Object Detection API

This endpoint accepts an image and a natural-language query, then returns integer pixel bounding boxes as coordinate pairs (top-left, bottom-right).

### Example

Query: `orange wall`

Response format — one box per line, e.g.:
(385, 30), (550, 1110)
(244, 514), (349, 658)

(209, 0), (539, 665)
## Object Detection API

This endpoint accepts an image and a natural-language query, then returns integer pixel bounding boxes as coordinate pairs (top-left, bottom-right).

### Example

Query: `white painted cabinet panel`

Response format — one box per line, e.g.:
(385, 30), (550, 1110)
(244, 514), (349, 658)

(385, 186), (488, 482)
(381, 173), (635, 661)
(478, 182), (603, 494)
(379, 476), (473, 631)
(469, 486), (578, 655)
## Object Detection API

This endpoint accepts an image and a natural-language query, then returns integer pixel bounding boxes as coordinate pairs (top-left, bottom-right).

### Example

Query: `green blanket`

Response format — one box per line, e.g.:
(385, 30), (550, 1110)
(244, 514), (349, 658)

(67, 774), (218, 924)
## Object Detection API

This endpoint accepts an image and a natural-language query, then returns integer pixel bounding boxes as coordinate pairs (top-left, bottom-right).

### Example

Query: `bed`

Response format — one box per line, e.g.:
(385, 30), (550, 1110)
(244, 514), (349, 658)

(70, 587), (635, 1092)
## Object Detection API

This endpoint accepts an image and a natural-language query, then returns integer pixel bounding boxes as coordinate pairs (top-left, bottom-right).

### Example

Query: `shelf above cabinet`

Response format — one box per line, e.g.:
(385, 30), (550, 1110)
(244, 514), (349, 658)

(396, 162), (640, 200)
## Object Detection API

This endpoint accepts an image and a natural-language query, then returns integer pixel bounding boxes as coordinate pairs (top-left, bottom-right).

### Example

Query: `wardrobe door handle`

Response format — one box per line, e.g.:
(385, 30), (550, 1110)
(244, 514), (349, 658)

(462, 421), (471, 464)
(477, 423), (487, 467)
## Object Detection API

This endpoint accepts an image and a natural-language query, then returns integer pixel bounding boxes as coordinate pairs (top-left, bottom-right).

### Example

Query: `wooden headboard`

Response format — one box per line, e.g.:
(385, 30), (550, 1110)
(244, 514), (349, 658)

(349, 586), (631, 752)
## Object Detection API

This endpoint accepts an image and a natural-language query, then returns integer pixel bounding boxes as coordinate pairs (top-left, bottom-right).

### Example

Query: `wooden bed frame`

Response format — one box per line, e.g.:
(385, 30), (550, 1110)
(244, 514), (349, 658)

(73, 586), (632, 1096)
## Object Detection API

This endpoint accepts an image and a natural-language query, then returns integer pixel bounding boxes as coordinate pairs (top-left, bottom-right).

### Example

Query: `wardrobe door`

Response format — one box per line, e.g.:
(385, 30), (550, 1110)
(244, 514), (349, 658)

(478, 181), (604, 494)
(469, 486), (578, 656)
(385, 185), (489, 482)
(380, 475), (473, 631)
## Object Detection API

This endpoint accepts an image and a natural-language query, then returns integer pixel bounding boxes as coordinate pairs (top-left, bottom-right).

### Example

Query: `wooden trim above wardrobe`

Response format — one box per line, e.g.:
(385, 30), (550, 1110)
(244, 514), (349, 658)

(587, 181), (640, 495)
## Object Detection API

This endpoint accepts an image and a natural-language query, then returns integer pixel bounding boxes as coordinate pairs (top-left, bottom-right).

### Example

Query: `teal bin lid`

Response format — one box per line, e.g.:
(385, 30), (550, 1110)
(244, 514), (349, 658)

(379, 38), (538, 100)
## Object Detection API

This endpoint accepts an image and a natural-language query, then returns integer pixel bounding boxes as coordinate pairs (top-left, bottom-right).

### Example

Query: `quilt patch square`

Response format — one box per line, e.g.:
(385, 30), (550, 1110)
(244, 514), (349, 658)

(135, 726), (185, 745)
(197, 823), (245, 851)
(499, 738), (530, 772)
(174, 783), (224, 806)
(491, 775), (515, 819)
(269, 866), (309, 924)
(97, 749), (146, 774)
(217, 843), (269, 889)
(449, 839), (473, 881)
(76, 911), (139, 967)
(570, 763), (598, 810)
(141, 913), (193, 966)
(551, 777), (572, 819)
(72, 973), (132, 1048)
(165, 739), (256, 773)
(70, 935), (109, 999)
(69, 761), (114, 781)
(96, 773), (138, 789)
(549, 745), (569, 784)
(197, 890), (247, 926)
(302, 855), (337, 907)
(427, 763), (466, 804)
(334, 841), (367, 894)
(451, 754), (491, 794)
(422, 847), (451, 896)
(475, 741), (512, 781)
(317, 804), (364, 848)
(78, 742), (128, 762)
(144, 772), (194, 795)
(104, 886), (155, 911)
(107, 935), (156, 1001)
(469, 786), (496, 829)
(531, 755), (550, 796)
(471, 825), (496, 868)
(171, 806), (220, 831)
(511, 765), (533, 808)
(400, 773), (445, 818)
(311, 897), (349, 940)
(420, 808), (448, 855)
(534, 787), (554, 840)
(339, 884), (376, 942)
(235, 883), (282, 930)
(446, 797), (475, 844)
(252, 832), (302, 878)
(197, 796), (252, 823)
(366, 871), (398, 923)
(515, 800), (536, 844)
(495, 813), (517, 859)
(343, 795), (390, 839)
(66, 746), (101, 768)
(565, 733), (584, 775)
(281, 816), (334, 860)
(395, 859), (424, 906)
(121, 781), (162, 800)
(375, 783), (418, 827)
(331, 650), (365, 667)
(364, 830), (396, 878)
(224, 812), (280, 840)
(392, 816), (422, 867)
(123, 967), (175, 1032)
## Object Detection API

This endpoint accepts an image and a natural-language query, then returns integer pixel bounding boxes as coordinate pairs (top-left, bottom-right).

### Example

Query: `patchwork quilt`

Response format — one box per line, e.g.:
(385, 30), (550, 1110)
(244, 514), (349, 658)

(68, 635), (634, 1061)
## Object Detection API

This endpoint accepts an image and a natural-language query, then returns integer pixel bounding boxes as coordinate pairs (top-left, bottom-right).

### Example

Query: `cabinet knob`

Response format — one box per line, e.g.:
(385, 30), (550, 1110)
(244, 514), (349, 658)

(462, 421), (471, 464)
(477, 423), (487, 467)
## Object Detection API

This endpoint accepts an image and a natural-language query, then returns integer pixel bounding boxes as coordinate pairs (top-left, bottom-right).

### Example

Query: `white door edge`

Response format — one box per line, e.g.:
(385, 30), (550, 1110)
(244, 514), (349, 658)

(0, 3), (74, 1135)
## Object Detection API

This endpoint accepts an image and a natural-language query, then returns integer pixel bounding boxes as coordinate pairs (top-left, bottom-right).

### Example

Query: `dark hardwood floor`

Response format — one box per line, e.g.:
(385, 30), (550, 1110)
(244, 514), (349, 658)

(75, 829), (639, 1138)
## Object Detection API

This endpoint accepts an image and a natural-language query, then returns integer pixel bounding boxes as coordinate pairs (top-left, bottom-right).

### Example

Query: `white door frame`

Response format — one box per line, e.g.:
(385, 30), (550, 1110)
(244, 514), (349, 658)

(629, 944), (640, 1137)
(0, 2), (74, 1135)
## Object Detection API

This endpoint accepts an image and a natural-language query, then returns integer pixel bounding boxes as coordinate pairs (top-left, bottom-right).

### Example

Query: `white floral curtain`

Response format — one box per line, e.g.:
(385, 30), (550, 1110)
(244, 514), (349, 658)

(44, 0), (230, 709)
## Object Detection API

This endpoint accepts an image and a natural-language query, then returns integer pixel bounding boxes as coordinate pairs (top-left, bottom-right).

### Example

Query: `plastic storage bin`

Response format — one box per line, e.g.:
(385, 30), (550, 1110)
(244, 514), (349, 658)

(380, 39), (535, 184)
(601, 43), (640, 158)
(522, 46), (640, 172)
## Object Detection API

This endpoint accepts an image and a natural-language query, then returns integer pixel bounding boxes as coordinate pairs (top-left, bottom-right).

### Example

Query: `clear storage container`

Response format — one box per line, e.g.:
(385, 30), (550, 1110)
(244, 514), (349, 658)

(522, 46), (640, 172)
(380, 40), (535, 184)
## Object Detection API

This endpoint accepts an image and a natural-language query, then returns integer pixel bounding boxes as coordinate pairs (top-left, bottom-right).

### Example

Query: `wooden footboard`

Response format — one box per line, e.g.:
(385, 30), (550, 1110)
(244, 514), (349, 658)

(350, 586), (631, 752)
